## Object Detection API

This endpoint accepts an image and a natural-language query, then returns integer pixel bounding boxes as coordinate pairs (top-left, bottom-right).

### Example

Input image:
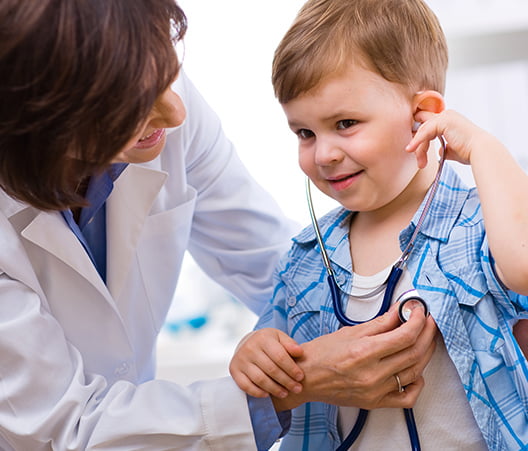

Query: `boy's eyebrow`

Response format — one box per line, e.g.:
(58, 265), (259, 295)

(287, 119), (304, 129)
(288, 110), (359, 128)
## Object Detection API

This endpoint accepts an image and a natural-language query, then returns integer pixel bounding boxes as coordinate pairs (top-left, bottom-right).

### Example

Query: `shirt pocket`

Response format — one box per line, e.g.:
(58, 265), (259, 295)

(447, 263), (508, 356)
(447, 262), (489, 308)
(285, 282), (326, 343)
(136, 187), (196, 331)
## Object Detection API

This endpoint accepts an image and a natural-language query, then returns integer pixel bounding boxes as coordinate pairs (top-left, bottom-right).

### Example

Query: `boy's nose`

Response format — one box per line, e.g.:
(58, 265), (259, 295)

(314, 138), (343, 166)
(150, 87), (186, 129)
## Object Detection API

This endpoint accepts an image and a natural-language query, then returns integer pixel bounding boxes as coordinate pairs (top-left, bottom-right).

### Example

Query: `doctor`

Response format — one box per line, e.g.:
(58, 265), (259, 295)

(0, 0), (437, 449)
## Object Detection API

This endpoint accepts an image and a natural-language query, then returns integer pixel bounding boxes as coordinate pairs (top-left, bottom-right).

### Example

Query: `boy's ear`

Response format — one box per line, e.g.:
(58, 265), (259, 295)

(412, 90), (445, 115)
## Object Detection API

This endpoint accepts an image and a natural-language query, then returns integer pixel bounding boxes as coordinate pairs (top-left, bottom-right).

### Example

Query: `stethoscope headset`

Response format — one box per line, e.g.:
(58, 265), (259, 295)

(305, 136), (447, 451)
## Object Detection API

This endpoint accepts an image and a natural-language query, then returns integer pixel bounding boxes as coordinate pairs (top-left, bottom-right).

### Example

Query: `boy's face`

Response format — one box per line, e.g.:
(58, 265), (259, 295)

(282, 63), (426, 214)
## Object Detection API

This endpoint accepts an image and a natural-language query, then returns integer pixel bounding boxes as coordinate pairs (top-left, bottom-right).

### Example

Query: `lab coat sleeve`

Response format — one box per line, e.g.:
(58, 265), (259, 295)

(0, 271), (257, 450)
(174, 72), (299, 314)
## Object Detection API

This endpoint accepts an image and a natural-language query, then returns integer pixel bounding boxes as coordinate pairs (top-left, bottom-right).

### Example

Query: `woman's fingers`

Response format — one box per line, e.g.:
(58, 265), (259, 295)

(377, 314), (437, 385)
(379, 376), (426, 409)
(349, 304), (429, 361)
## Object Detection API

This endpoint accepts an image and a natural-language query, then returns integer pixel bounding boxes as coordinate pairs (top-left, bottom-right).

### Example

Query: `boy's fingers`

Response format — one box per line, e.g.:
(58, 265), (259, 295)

(244, 364), (291, 398)
(258, 349), (304, 392)
(235, 373), (276, 399)
(279, 334), (304, 358)
(277, 335), (304, 381)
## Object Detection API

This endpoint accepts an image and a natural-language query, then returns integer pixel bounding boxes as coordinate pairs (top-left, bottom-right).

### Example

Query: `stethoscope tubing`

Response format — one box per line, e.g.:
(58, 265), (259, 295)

(307, 136), (447, 451)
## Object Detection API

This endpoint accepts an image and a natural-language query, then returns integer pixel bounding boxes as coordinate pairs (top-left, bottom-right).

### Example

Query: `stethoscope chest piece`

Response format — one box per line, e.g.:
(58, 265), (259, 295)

(396, 289), (429, 323)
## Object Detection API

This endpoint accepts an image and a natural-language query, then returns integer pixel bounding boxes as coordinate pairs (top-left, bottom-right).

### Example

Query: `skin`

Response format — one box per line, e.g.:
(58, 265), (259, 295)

(285, 65), (442, 275)
(113, 85), (186, 164)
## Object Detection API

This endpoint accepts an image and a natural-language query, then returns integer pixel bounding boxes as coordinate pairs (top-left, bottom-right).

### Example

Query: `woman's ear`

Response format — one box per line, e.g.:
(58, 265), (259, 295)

(412, 90), (445, 115)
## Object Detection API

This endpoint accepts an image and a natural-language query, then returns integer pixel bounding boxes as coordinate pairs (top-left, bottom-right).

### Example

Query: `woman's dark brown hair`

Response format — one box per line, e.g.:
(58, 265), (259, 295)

(0, 0), (187, 210)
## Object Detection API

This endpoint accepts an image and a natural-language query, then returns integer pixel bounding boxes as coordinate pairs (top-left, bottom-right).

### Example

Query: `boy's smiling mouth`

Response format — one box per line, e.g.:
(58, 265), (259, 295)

(326, 170), (363, 190)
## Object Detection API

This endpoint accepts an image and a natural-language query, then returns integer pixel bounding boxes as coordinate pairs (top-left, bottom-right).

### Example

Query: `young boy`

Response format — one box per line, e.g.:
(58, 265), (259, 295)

(230, 0), (528, 449)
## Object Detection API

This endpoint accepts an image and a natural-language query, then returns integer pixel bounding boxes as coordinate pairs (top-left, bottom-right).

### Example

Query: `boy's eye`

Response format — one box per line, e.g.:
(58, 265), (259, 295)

(337, 119), (358, 130)
(296, 129), (314, 139)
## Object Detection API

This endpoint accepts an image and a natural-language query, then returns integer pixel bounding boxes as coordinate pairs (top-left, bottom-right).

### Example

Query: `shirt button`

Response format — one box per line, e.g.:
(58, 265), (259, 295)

(114, 362), (130, 377)
(287, 296), (297, 307)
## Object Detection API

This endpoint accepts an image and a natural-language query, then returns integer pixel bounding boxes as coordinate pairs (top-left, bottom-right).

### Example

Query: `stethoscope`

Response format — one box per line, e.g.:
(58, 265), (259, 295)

(305, 136), (447, 451)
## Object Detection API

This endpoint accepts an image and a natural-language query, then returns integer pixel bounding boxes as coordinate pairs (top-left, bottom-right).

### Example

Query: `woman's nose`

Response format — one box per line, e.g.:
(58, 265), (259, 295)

(150, 87), (186, 129)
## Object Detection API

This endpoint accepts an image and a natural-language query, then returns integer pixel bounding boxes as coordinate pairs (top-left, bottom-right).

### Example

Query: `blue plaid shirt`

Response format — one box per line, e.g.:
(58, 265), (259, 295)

(256, 164), (528, 450)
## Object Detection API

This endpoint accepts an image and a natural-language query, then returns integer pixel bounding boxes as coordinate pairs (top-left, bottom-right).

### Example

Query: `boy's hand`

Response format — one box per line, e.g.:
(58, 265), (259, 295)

(406, 109), (494, 169)
(229, 328), (305, 399)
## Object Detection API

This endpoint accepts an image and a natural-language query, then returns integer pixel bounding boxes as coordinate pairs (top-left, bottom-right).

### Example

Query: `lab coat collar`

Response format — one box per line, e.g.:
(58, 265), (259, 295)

(0, 164), (167, 304)
(0, 207), (48, 307)
(106, 164), (168, 300)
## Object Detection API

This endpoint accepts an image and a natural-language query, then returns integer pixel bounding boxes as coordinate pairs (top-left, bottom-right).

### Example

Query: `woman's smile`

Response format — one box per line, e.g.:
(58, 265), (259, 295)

(134, 128), (165, 149)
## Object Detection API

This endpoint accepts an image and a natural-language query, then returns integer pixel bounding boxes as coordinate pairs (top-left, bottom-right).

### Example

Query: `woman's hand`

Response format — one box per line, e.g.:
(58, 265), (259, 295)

(229, 328), (305, 399)
(273, 305), (437, 412)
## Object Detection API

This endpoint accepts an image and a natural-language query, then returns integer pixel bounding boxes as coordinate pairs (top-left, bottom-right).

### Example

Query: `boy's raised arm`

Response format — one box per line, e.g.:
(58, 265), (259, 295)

(407, 109), (528, 295)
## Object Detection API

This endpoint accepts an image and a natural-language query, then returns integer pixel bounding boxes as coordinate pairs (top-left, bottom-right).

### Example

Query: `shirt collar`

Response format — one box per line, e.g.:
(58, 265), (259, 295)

(77, 163), (128, 228)
(402, 163), (472, 245)
(294, 163), (471, 259)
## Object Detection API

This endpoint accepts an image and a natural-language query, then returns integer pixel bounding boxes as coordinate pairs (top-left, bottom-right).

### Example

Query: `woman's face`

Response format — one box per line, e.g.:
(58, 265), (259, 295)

(112, 84), (186, 163)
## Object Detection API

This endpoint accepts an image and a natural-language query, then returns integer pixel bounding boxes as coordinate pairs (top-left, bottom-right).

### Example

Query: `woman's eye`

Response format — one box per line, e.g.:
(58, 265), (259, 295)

(337, 119), (358, 130)
(296, 129), (314, 139)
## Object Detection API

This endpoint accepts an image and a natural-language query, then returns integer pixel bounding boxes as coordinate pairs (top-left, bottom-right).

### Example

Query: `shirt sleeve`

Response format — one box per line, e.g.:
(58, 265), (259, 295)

(248, 395), (291, 451)
(480, 235), (528, 318)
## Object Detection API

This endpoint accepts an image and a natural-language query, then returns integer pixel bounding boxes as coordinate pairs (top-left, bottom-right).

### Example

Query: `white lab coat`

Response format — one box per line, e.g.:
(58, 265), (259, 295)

(0, 72), (296, 450)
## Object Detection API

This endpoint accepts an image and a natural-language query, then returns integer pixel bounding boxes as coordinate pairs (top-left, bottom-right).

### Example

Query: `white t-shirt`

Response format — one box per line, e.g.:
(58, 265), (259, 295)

(338, 267), (487, 450)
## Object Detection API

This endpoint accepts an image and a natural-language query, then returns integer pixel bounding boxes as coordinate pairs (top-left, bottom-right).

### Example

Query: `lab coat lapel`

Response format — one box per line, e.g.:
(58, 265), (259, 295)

(0, 212), (48, 306)
(106, 164), (167, 301)
(21, 210), (110, 298)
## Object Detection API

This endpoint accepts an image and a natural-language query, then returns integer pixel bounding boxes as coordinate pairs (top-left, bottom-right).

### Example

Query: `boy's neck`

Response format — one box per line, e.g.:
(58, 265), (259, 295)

(348, 162), (439, 276)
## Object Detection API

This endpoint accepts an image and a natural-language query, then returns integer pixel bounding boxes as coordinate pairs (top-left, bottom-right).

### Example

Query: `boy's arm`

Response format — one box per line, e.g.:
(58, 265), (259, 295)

(408, 109), (528, 295)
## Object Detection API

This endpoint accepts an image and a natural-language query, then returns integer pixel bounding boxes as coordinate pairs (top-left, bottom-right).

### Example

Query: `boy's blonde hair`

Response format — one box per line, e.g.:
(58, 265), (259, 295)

(272, 0), (448, 103)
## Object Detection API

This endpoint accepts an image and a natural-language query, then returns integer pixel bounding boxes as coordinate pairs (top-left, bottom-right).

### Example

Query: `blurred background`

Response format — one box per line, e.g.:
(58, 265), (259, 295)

(156, 0), (528, 388)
